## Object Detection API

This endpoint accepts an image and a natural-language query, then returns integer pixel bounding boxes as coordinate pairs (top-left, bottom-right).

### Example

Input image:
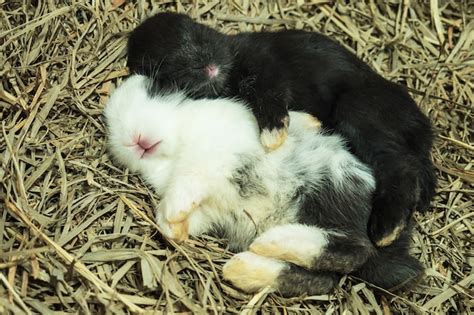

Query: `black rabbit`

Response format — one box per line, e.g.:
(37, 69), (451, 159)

(126, 12), (436, 247)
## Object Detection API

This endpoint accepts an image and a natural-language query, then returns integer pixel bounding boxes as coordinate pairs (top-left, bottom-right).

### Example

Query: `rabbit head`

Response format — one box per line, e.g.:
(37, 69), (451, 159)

(127, 12), (232, 98)
(104, 74), (183, 173)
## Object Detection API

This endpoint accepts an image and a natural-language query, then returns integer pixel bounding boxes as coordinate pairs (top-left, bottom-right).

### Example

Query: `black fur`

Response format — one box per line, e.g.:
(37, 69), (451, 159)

(353, 223), (424, 290)
(281, 151), (422, 295)
(126, 12), (436, 246)
(276, 267), (341, 296)
(275, 229), (424, 296)
(229, 155), (268, 198)
(217, 131), (422, 294)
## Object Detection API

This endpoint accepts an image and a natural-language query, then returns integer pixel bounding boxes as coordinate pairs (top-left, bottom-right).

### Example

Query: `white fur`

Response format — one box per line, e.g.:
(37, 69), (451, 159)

(106, 75), (264, 226)
(105, 75), (375, 249)
(249, 224), (329, 269)
(222, 251), (287, 292)
(104, 77), (181, 175)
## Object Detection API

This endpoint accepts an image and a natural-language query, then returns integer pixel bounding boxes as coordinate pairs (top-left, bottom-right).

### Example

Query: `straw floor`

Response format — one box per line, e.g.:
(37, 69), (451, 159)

(1, 1), (473, 314)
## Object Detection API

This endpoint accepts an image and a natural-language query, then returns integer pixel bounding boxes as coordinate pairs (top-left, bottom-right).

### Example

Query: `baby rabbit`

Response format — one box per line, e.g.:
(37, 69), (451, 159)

(105, 75), (423, 296)
(126, 12), (437, 248)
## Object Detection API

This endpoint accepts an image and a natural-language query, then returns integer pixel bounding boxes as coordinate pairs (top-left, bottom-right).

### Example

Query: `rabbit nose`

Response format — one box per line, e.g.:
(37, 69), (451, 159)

(205, 64), (219, 78)
(137, 137), (153, 150)
(136, 135), (161, 154)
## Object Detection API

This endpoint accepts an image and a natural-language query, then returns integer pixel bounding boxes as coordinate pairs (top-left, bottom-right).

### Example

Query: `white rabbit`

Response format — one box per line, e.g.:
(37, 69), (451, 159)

(105, 75), (423, 296)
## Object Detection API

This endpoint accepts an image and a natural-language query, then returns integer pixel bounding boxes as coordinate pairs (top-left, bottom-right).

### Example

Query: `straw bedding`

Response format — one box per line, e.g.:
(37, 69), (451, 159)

(1, 1), (472, 314)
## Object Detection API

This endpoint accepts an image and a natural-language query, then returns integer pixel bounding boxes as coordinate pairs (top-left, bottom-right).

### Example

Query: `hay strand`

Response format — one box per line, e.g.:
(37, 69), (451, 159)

(1, 1), (472, 313)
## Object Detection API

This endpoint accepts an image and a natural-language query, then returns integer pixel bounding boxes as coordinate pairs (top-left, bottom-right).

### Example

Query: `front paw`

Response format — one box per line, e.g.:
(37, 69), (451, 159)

(222, 252), (286, 293)
(155, 209), (189, 243)
(161, 186), (202, 224)
(260, 116), (289, 152)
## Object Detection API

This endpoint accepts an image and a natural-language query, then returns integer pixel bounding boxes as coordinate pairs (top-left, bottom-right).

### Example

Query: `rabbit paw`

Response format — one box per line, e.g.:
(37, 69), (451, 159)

(249, 224), (329, 269)
(161, 184), (203, 224)
(370, 216), (406, 248)
(298, 113), (322, 130)
(368, 204), (408, 248)
(164, 198), (200, 224)
(260, 116), (289, 152)
(155, 209), (189, 243)
(222, 252), (286, 293)
(376, 225), (404, 247)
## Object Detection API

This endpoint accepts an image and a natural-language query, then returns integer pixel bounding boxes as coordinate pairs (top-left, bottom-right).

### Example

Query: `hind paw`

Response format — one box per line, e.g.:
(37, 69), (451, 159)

(369, 211), (407, 247)
(249, 224), (329, 269)
(222, 252), (286, 293)
(374, 224), (405, 248)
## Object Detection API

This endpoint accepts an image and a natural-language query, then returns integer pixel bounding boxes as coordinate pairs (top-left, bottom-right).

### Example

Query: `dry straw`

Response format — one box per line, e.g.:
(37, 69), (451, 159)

(1, 1), (472, 314)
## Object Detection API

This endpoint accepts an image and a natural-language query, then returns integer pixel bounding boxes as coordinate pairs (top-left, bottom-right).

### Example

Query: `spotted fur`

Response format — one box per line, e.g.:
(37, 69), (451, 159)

(105, 75), (424, 296)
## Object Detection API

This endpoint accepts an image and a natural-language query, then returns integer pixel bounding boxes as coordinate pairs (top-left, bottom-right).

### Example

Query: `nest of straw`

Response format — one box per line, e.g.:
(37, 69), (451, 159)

(1, 1), (472, 314)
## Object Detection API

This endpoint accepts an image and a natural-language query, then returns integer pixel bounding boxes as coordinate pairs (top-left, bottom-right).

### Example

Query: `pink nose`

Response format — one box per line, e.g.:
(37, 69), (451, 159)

(205, 64), (219, 78)
(137, 138), (153, 150)
(135, 135), (161, 155)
